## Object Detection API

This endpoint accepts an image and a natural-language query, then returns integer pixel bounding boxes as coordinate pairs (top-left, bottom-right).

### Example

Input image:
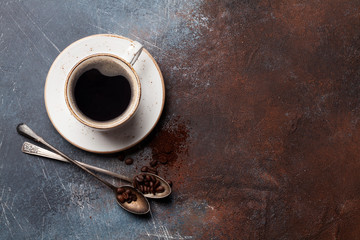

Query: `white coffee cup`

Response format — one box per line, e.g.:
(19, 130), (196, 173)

(64, 41), (143, 130)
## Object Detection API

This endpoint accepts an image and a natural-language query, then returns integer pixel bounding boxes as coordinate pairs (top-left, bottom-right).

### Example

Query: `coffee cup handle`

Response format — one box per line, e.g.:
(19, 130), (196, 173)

(124, 41), (143, 66)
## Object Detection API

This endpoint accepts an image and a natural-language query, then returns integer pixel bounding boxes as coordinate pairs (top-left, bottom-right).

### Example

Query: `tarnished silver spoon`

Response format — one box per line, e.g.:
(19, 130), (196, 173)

(17, 124), (150, 215)
(21, 141), (172, 199)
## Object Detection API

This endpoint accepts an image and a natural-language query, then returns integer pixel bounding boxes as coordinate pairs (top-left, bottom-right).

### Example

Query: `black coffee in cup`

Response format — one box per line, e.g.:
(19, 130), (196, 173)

(65, 54), (141, 130)
(74, 69), (131, 121)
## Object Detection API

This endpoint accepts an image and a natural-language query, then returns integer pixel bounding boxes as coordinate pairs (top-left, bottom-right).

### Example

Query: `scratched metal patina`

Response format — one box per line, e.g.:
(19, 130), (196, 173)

(0, 0), (360, 239)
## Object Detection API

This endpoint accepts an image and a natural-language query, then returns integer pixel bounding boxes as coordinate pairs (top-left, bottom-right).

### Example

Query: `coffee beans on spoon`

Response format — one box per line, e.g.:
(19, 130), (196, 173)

(117, 153), (173, 195)
(116, 187), (137, 204)
(134, 173), (165, 195)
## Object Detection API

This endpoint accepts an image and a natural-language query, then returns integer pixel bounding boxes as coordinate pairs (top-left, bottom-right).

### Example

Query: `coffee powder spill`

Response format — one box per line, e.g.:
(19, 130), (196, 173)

(117, 116), (190, 190)
(149, 117), (189, 165)
(117, 153), (125, 161)
(150, 159), (158, 167)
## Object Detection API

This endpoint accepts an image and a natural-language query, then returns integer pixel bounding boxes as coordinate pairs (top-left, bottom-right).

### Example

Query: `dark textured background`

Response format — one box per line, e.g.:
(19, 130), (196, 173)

(1, 0), (360, 239)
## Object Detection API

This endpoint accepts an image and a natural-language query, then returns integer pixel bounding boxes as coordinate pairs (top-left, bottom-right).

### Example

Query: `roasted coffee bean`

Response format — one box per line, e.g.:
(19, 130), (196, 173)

(125, 189), (131, 194)
(117, 187), (125, 194)
(141, 166), (149, 172)
(117, 194), (125, 203)
(150, 160), (158, 167)
(122, 192), (129, 200)
(154, 180), (160, 188)
(145, 181), (150, 187)
(149, 181), (153, 187)
(125, 158), (134, 165)
(167, 180), (173, 187)
(156, 186), (165, 193)
(135, 175), (143, 183)
(139, 185), (144, 192)
(145, 175), (151, 181)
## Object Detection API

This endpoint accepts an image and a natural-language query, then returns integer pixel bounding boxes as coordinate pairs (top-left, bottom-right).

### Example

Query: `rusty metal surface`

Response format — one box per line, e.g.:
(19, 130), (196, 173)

(0, 0), (360, 239)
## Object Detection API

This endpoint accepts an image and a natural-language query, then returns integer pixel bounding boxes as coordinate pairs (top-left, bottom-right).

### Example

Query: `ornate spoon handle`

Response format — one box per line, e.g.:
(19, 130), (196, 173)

(17, 124), (116, 190)
(21, 141), (132, 182)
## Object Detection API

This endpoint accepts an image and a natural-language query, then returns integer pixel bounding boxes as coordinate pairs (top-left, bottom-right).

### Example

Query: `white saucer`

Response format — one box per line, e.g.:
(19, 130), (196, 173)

(44, 34), (165, 153)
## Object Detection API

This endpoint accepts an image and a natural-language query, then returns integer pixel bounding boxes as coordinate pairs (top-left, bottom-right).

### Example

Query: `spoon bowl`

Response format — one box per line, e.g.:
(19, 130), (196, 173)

(133, 173), (171, 199)
(114, 186), (150, 215)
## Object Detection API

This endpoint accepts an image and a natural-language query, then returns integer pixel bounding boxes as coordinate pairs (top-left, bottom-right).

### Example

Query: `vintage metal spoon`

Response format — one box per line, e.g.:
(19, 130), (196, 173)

(17, 123), (150, 215)
(21, 141), (172, 199)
